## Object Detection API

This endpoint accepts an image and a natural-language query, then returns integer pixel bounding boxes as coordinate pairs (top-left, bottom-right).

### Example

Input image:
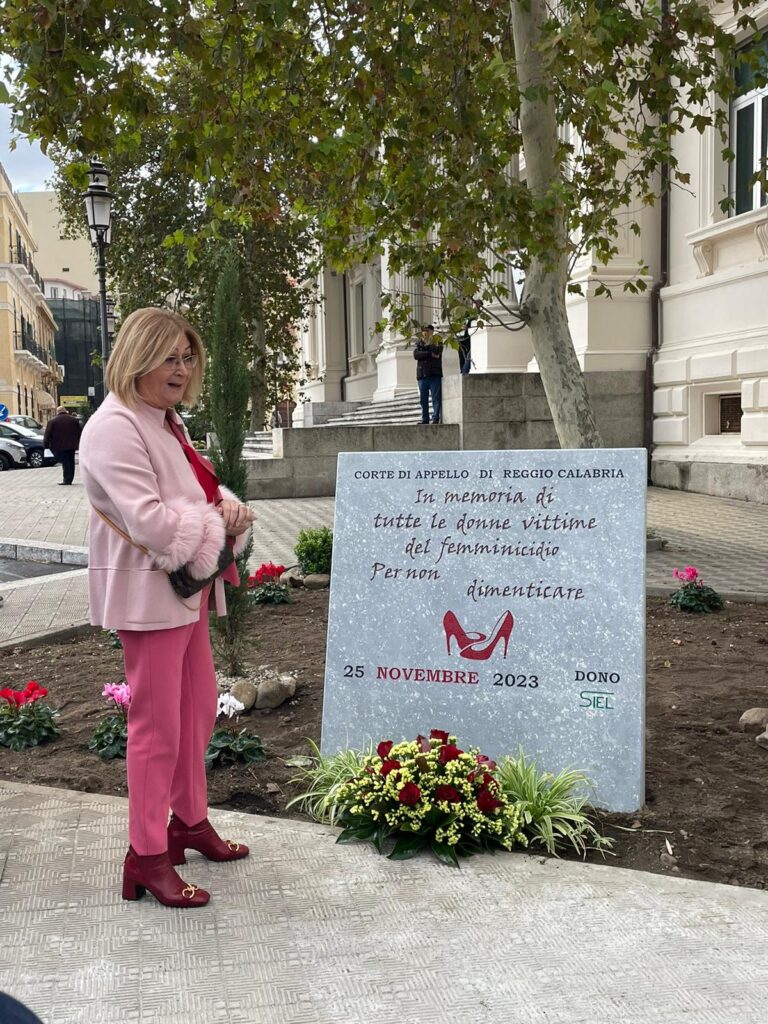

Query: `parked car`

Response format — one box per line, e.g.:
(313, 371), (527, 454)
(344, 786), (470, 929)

(6, 414), (43, 433)
(0, 423), (52, 468)
(0, 435), (27, 471)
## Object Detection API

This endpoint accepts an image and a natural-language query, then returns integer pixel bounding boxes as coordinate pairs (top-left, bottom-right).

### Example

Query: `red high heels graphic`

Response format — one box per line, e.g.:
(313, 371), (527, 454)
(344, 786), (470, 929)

(443, 610), (514, 661)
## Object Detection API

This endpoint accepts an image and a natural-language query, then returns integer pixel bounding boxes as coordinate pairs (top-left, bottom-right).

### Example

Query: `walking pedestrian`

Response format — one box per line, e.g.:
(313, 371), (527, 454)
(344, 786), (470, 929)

(79, 307), (256, 908)
(414, 324), (443, 423)
(43, 406), (82, 485)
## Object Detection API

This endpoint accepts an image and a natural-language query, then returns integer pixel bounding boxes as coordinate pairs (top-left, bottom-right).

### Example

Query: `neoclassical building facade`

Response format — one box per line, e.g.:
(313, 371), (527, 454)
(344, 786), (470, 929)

(296, 8), (768, 502)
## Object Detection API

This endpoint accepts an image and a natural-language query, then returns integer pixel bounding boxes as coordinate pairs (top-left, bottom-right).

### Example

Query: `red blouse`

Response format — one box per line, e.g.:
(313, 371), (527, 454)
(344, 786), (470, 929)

(167, 417), (220, 504)
(166, 416), (241, 590)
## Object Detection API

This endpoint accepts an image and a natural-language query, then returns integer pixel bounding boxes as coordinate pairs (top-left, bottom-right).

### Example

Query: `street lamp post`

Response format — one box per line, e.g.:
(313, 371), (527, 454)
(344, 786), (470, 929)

(105, 295), (116, 351)
(83, 159), (113, 405)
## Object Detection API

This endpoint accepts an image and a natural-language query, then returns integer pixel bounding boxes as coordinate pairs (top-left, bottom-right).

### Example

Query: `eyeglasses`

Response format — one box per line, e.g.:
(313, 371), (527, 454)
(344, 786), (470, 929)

(163, 354), (198, 370)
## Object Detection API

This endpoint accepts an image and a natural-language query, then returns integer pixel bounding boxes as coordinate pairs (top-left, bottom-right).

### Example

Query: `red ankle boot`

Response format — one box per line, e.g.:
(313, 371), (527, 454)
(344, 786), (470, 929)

(167, 813), (250, 865)
(121, 847), (210, 907)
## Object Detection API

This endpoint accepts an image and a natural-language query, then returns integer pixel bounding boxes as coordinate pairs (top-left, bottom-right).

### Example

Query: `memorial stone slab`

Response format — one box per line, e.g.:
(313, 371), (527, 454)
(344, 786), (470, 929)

(321, 448), (646, 811)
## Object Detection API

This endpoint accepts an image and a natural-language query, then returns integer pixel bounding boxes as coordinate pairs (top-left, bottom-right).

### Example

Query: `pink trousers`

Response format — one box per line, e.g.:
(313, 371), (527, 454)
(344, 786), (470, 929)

(119, 599), (217, 855)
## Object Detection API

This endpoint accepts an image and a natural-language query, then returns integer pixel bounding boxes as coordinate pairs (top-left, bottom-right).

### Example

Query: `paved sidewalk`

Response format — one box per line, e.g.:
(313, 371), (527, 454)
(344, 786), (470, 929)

(1, 780), (767, 1024)
(0, 469), (334, 648)
(644, 486), (768, 600)
(0, 467), (767, 648)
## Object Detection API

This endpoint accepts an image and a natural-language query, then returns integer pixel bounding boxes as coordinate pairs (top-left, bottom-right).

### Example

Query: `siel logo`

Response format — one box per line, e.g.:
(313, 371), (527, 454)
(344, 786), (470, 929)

(443, 611), (514, 661)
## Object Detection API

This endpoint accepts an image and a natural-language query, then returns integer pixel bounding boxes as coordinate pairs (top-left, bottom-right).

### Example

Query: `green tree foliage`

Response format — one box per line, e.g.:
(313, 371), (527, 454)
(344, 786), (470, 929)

(48, 79), (316, 432)
(2, 1), (765, 445)
(50, 131), (208, 318)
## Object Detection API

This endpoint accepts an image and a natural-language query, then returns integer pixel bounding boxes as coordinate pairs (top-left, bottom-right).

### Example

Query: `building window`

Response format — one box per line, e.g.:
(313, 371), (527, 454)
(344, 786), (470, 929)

(50, 287), (59, 298)
(731, 37), (768, 215)
(719, 394), (742, 433)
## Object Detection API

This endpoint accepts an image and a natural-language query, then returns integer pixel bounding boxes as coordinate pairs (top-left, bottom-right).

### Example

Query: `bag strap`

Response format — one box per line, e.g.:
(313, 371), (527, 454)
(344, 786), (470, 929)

(93, 507), (151, 557)
(94, 505), (203, 609)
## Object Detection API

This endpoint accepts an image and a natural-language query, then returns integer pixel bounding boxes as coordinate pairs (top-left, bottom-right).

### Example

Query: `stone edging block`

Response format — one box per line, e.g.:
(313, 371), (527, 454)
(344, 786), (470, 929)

(0, 537), (88, 566)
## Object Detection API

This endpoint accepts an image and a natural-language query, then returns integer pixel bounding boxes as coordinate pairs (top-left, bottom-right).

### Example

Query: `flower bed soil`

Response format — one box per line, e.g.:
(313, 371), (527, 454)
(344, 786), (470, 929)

(1, 592), (767, 889)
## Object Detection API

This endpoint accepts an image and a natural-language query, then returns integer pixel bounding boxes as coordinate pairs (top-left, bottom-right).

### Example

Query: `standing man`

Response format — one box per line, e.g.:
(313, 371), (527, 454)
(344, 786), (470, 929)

(414, 324), (443, 424)
(43, 406), (82, 486)
(458, 321), (473, 375)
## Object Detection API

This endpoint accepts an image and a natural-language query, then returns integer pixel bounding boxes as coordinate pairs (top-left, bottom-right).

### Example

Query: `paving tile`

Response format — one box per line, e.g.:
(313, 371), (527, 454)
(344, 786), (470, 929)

(1, 780), (768, 1024)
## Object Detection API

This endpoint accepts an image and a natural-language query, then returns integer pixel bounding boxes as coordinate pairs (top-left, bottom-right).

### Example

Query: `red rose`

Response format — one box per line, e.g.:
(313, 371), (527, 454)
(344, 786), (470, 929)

(398, 782), (421, 805)
(430, 729), (450, 744)
(435, 784), (462, 803)
(476, 788), (503, 814)
(377, 740), (394, 759)
(476, 754), (497, 772)
(438, 744), (462, 764)
(380, 759), (401, 777)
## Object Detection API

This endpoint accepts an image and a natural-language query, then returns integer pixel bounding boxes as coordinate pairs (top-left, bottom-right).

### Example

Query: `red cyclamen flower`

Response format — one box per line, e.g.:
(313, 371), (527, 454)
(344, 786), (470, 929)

(22, 681), (47, 704)
(398, 782), (421, 806)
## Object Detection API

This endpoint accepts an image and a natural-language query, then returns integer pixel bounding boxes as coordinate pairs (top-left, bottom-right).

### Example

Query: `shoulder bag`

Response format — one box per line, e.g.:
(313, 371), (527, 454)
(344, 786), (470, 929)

(94, 507), (234, 600)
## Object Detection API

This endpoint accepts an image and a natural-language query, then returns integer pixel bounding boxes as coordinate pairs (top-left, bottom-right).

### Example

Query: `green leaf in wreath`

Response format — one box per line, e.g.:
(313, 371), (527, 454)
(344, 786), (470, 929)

(431, 840), (460, 868)
(372, 822), (388, 855)
(336, 826), (365, 844)
(423, 807), (445, 828)
(349, 819), (379, 840)
(388, 832), (428, 860)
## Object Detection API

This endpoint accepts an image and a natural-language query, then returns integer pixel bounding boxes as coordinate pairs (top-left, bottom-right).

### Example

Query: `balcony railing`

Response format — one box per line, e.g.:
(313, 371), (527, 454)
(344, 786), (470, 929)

(15, 325), (53, 368)
(9, 242), (40, 285)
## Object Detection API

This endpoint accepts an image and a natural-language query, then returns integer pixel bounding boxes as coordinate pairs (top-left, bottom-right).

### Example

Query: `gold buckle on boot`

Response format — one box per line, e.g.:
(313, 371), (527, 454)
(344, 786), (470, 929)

(182, 884), (199, 899)
(225, 841), (240, 852)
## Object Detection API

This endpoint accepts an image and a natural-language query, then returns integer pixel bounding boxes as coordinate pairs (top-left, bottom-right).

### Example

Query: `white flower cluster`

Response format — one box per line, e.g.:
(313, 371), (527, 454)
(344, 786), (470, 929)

(217, 693), (245, 719)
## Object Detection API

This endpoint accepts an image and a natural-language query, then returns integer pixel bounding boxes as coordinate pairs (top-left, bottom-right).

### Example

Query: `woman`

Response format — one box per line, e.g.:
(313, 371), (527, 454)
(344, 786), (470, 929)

(80, 307), (256, 909)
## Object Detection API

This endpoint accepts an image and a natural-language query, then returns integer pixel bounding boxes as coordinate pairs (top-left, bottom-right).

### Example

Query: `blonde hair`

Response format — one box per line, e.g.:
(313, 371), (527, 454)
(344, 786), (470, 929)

(105, 307), (205, 408)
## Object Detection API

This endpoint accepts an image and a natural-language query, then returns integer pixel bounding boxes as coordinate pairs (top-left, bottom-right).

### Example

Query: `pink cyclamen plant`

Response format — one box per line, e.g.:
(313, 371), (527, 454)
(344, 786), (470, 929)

(102, 683), (132, 709)
(673, 566), (699, 584)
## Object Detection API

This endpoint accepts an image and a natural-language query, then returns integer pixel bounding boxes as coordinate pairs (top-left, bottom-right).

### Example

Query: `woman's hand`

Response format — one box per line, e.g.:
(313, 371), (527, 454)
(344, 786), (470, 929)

(217, 499), (256, 536)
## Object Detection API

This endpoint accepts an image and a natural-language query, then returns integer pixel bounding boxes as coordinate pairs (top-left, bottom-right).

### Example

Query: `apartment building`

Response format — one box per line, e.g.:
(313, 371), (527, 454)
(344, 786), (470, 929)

(0, 164), (61, 423)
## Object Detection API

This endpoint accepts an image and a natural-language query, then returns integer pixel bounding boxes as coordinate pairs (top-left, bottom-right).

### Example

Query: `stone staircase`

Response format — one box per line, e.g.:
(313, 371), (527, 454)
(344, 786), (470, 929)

(242, 431), (274, 458)
(322, 393), (422, 427)
(243, 393), (424, 458)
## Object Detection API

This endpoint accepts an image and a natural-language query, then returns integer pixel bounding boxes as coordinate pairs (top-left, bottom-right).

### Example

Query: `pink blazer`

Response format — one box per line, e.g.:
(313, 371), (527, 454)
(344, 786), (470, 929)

(79, 393), (249, 631)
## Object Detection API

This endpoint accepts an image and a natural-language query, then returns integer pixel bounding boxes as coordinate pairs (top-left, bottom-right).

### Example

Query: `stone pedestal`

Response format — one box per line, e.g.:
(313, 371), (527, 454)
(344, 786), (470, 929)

(470, 325), (534, 373)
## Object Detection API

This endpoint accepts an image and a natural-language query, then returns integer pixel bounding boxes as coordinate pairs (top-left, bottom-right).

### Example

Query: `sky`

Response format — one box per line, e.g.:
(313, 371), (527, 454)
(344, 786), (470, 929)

(0, 104), (56, 192)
